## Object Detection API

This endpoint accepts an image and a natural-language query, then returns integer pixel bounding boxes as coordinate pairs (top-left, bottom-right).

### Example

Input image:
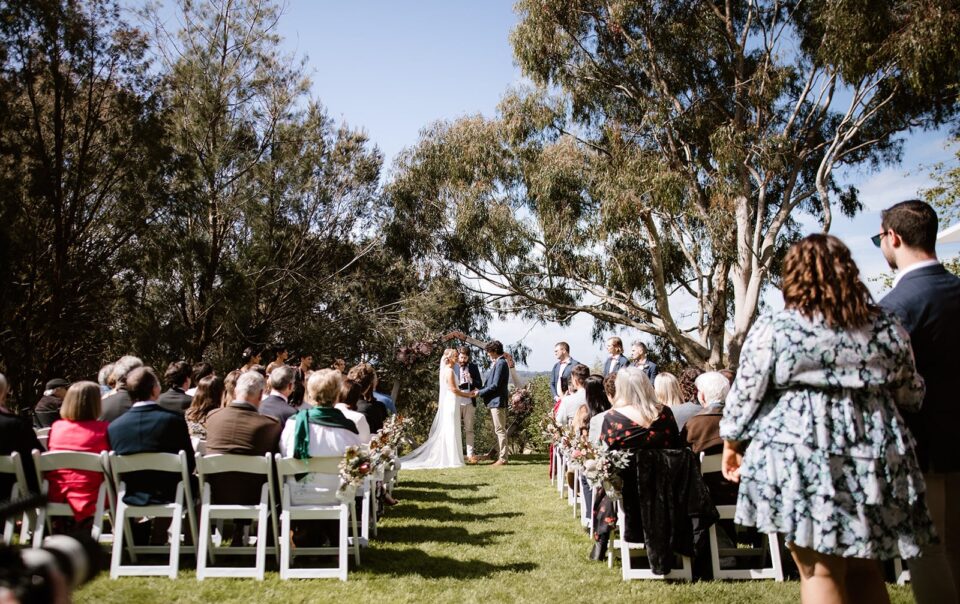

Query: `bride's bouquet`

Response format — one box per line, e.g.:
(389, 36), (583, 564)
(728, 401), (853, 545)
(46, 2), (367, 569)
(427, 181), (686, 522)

(509, 384), (534, 417)
(337, 446), (375, 501)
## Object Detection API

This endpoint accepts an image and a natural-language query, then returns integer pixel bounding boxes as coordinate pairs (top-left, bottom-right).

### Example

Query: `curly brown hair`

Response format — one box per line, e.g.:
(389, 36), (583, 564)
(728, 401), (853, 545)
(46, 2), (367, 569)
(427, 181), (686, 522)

(782, 234), (878, 330)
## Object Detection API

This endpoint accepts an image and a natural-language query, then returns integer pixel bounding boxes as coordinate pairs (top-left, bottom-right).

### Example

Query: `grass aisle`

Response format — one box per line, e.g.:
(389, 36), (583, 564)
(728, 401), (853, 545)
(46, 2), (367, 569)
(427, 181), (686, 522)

(75, 454), (916, 603)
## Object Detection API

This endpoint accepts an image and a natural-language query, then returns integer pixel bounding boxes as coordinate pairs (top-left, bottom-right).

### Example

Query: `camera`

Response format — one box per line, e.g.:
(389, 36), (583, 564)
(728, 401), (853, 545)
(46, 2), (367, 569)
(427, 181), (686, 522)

(0, 495), (104, 604)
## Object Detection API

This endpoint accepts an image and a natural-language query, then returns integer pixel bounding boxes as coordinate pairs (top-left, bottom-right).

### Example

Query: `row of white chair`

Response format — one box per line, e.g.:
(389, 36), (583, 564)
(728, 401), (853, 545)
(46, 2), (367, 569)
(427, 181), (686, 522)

(2, 450), (394, 581)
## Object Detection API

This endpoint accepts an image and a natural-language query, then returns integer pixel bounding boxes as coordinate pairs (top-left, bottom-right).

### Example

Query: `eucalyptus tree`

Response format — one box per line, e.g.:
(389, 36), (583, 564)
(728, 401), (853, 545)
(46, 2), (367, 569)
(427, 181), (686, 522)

(0, 0), (165, 404)
(390, 0), (960, 367)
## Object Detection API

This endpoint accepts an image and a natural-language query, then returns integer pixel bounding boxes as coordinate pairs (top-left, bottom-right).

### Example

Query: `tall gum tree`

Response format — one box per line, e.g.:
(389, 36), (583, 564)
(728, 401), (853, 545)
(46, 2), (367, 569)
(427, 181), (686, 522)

(389, 0), (960, 368)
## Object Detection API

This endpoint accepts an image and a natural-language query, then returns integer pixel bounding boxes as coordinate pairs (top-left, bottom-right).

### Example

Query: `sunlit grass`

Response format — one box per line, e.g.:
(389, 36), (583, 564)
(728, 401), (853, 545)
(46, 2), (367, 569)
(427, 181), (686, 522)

(74, 455), (916, 603)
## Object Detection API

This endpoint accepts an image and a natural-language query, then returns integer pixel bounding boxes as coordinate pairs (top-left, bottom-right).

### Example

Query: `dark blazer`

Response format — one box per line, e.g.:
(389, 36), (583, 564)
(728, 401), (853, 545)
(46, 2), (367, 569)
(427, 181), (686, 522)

(0, 409), (43, 495)
(157, 387), (192, 414)
(204, 402), (281, 505)
(455, 362), (483, 407)
(601, 354), (630, 378)
(880, 263), (960, 472)
(33, 395), (63, 428)
(357, 398), (389, 434)
(550, 358), (579, 399)
(107, 403), (196, 505)
(634, 359), (658, 383)
(100, 389), (133, 423)
(477, 356), (511, 409)
(259, 394), (296, 426)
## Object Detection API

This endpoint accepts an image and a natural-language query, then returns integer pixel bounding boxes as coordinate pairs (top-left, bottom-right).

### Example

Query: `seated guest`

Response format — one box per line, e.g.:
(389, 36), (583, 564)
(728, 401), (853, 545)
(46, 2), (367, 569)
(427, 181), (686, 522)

(259, 366), (297, 425)
(107, 367), (195, 505)
(587, 374), (614, 444)
(46, 382), (110, 524)
(591, 367), (681, 560)
(97, 363), (115, 396)
(677, 366), (703, 404)
(186, 362), (213, 397)
(682, 372), (730, 456)
(655, 372), (701, 431)
(184, 375), (225, 441)
(349, 363), (388, 434)
(100, 355), (143, 422)
(334, 379), (372, 443)
(577, 374), (610, 514)
(157, 361), (193, 413)
(0, 373), (43, 495)
(205, 371), (281, 506)
(34, 378), (69, 428)
(279, 369), (362, 505)
(555, 364), (591, 425)
(221, 370), (241, 406)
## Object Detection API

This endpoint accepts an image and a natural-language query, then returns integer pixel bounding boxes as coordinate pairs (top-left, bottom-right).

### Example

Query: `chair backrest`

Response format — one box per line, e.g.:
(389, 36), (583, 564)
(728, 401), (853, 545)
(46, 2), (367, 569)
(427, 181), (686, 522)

(35, 428), (51, 438)
(108, 451), (187, 475)
(0, 452), (30, 496)
(34, 450), (108, 474)
(196, 453), (272, 478)
(700, 452), (722, 475)
(273, 454), (340, 480)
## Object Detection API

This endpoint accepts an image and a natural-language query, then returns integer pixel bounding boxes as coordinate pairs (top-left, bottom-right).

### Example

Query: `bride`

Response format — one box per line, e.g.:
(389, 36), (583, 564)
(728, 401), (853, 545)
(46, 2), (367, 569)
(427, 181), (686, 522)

(400, 348), (476, 469)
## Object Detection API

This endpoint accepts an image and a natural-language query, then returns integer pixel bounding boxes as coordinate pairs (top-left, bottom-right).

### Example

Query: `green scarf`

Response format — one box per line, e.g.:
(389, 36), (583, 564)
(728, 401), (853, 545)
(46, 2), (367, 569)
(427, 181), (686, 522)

(293, 406), (360, 460)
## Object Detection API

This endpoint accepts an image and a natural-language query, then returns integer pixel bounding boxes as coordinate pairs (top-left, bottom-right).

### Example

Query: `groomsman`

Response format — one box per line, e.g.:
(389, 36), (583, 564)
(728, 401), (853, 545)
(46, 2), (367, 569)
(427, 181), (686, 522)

(456, 347), (483, 463)
(550, 342), (578, 401)
(602, 337), (630, 378)
(631, 342), (658, 382)
(876, 199), (960, 604)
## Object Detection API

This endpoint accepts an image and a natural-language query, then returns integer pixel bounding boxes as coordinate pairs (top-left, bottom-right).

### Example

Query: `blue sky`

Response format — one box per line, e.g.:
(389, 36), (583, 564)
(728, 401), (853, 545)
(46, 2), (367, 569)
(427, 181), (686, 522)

(272, 3), (957, 369)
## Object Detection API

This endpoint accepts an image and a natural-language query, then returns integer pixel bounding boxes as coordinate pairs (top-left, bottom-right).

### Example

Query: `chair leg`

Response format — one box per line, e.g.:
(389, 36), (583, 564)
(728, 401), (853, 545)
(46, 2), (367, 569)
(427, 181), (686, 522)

(110, 502), (127, 579)
(197, 506), (210, 580)
(255, 506), (267, 581)
(279, 511), (291, 580)
(169, 507), (183, 579)
(338, 507), (349, 581)
(769, 533), (784, 582)
(350, 503), (360, 566)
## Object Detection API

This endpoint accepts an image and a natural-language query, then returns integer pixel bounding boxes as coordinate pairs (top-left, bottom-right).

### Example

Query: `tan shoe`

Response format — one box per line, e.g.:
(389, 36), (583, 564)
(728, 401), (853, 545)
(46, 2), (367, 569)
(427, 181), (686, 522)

(491, 459), (507, 467)
(466, 455), (479, 464)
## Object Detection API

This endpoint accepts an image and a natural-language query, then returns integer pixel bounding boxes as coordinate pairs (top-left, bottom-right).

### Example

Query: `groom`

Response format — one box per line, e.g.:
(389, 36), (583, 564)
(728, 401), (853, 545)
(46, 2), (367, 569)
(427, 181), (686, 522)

(473, 340), (511, 466)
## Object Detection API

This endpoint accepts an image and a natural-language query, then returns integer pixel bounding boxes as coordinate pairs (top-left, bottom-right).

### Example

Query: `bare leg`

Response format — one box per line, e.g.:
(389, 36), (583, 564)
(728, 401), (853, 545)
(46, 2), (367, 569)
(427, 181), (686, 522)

(846, 557), (890, 604)
(790, 543), (848, 604)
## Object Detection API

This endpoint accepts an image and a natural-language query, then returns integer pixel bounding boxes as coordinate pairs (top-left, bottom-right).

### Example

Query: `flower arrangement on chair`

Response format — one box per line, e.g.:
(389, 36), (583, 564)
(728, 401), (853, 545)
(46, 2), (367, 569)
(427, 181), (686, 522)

(337, 446), (375, 501)
(581, 441), (632, 501)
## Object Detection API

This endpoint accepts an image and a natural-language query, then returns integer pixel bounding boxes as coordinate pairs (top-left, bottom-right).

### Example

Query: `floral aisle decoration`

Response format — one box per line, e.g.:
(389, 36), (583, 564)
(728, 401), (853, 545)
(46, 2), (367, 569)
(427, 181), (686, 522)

(541, 414), (577, 454)
(581, 441), (632, 501)
(509, 384), (534, 417)
(337, 446), (375, 502)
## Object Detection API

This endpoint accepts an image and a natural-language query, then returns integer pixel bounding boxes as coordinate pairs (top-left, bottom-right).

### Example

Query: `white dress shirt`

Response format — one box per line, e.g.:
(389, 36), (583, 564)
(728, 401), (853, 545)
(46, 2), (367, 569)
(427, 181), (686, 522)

(334, 403), (371, 443)
(555, 360), (570, 398)
(892, 259), (941, 288)
(279, 416), (362, 505)
(556, 389), (587, 425)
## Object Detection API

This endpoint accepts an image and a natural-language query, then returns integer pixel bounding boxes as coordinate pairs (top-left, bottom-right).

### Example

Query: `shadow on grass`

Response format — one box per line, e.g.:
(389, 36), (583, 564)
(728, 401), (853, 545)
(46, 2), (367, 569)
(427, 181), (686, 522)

(393, 505), (519, 523)
(397, 480), (488, 491)
(362, 547), (537, 579)
(380, 525), (512, 546)
(396, 489), (496, 504)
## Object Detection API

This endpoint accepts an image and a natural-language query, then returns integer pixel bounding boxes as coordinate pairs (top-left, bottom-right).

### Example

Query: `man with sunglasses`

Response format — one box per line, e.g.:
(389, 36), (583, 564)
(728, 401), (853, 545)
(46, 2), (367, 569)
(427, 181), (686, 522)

(876, 199), (960, 604)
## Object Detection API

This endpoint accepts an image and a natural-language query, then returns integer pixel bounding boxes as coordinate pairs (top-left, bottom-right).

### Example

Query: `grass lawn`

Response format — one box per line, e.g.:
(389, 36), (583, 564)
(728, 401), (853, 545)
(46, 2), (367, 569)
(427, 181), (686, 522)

(74, 454), (916, 603)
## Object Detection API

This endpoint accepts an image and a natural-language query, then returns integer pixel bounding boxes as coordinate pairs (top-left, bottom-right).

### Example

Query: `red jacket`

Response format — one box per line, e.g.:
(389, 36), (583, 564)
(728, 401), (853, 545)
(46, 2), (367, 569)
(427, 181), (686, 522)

(46, 420), (110, 519)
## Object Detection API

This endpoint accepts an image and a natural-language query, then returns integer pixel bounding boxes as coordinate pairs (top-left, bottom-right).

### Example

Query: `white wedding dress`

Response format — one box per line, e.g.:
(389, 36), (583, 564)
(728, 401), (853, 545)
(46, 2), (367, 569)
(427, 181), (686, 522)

(399, 362), (465, 469)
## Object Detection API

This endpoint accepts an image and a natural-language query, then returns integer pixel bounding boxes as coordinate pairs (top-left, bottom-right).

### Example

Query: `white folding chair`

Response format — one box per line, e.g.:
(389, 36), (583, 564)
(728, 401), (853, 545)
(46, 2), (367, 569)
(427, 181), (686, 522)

(31, 450), (114, 548)
(108, 451), (197, 578)
(700, 453), (783, 581)
(274, 454), (359, 581)
(0, 452), (38, 545)
(893, 558), (910, 585)
(357, 475), (377, 546)
(608, 501), (693, 581)
(195, 453), (278, 580)
(555, 449), (567, 497)
(34, 428), (51, 450)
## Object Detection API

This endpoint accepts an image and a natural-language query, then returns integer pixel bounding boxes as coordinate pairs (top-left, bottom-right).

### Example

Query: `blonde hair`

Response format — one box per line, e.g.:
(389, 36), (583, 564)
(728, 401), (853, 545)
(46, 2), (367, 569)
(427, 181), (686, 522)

(442, 348), (457, 365)
(614, 367), (660, 425)
(306, 369), (343, 407)
(60, 381), (102, 421)
(654, 373), (683, 407)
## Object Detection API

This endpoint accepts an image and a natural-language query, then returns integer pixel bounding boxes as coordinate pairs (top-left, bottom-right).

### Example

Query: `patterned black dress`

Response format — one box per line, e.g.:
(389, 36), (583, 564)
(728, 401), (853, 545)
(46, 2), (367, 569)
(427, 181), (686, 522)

(592, 406), (681, 542)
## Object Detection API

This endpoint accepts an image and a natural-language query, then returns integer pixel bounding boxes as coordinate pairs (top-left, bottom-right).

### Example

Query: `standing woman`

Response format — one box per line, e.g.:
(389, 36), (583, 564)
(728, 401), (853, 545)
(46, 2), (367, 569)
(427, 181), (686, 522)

(720, 234), (934, 604)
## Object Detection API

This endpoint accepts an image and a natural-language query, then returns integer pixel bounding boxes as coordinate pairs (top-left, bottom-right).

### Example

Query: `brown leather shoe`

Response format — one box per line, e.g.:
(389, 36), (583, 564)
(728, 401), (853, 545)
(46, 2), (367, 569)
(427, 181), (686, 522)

(491, 459), (507, 466)
(466, 456), (479, 464)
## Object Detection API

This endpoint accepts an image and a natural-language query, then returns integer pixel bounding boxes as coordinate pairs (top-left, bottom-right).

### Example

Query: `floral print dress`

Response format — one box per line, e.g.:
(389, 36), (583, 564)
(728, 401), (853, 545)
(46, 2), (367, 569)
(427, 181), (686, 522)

(719, 309), (935, 559)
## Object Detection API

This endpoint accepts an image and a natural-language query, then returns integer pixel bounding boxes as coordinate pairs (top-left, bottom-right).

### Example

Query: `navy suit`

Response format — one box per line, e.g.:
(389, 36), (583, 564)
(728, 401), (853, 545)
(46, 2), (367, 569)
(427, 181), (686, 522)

(602, 354), (630, 378)
(107, 403), (196, 505)
(259, 395), (296, 426)
(633, 359), (658, 383)
(550, 359), (578, 399)
(880, 263), (960, 473)
(477, 357), (510, 408)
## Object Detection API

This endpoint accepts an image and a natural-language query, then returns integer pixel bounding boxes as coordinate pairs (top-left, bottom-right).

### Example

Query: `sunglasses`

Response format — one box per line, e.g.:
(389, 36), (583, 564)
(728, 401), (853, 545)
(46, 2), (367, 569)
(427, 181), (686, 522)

(871, 231), (890, 248)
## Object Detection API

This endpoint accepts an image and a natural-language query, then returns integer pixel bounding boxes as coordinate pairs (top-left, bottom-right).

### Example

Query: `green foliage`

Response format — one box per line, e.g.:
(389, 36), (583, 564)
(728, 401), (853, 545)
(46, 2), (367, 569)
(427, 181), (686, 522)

(390, 0), (960, 369)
